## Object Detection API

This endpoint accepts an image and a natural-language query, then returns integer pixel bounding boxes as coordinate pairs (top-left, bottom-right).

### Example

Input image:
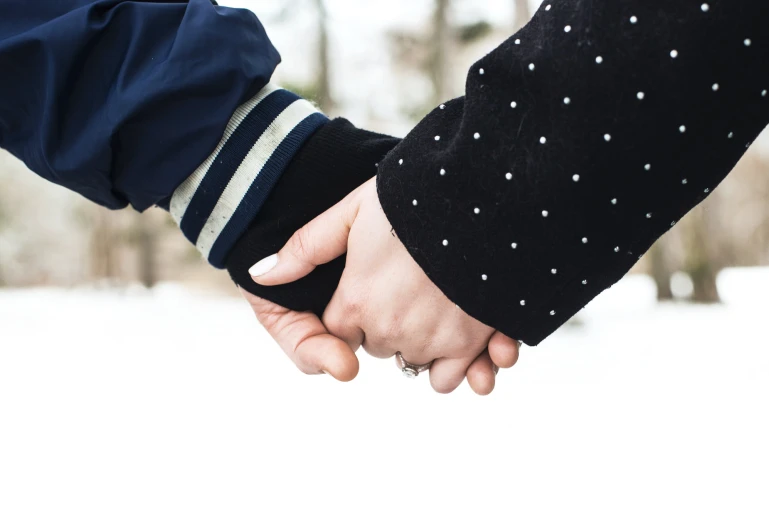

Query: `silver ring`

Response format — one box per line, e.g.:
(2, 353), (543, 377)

(396, 352), (431, 379)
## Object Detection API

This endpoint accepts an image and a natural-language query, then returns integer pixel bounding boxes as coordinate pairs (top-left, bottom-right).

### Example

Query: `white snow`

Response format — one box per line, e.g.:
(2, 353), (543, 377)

(1, 269), (768, 531)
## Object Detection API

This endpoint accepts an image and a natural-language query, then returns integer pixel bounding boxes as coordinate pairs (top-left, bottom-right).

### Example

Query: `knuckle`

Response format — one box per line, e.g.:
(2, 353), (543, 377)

(290, 226), (314, 260)
(339, 290), (365, 319)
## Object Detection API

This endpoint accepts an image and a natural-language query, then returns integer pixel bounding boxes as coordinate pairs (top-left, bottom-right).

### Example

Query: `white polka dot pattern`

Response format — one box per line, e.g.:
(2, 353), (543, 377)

(376, 0), (769, 346)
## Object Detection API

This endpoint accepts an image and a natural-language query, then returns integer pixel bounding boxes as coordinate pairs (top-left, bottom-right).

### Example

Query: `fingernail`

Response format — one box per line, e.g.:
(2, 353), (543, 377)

(249, 254), (278, 277)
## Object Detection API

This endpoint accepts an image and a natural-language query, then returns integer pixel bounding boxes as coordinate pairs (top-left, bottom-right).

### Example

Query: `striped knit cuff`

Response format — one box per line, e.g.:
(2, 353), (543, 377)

(170, 84), (328, 268)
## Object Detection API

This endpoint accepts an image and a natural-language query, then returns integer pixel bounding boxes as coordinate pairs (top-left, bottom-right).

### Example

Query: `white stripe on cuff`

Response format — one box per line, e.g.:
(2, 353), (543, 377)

(169, 83), (280, 226)
(194, 98), (321, 260)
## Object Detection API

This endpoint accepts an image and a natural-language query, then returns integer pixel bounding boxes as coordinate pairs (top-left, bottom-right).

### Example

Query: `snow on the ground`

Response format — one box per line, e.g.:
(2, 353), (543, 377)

(1, 270), (768, 532)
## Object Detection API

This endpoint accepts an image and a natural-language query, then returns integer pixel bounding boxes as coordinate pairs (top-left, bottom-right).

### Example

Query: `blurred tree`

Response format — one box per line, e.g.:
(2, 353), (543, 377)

(428, 0), (450, 108)
(683, 206), (721, 303)
(133, 213), (158, 288)
(89, 207), (119, 282)
(649, 241), (674, 301)
(388, 0), (495, 119)
(265, 0), (334, 111)
(513, 0), (532, 31)
(312, 0), (333, 111)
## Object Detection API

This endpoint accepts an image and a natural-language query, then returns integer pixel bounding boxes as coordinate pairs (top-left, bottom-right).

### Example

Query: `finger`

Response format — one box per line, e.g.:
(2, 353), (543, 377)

(466, 351), (496, 396)
(428, 356), (475, 394)
(321, 290), (366, 353)
(249, 186), (364, 286)
(242, 288), (359, 382)
(488, 331), (520, 369)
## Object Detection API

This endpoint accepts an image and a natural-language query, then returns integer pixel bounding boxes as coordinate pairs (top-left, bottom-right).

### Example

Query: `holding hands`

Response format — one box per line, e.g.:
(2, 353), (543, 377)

(241, 178), (520, 395)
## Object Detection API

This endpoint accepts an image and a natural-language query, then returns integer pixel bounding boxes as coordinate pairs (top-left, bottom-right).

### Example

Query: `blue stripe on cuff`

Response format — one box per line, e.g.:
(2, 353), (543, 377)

(179, 89), (301, 245)
(207, 112), (329, 268)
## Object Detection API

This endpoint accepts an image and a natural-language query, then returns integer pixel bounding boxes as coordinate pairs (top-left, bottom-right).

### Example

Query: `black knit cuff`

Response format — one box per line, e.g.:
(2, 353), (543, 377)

(226, 118), (400, 315)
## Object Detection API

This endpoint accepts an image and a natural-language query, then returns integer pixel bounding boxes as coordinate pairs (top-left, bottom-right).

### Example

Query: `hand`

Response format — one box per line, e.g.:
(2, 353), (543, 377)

(240, 288), (360, 382)
(250, 178), (520, 395)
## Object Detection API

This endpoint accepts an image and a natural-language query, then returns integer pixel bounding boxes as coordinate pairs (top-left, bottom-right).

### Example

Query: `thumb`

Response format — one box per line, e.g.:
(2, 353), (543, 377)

(249, 188), (362, 286)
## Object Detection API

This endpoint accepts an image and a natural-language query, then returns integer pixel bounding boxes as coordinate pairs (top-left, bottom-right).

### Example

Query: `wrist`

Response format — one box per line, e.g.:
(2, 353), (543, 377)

(226, 118), (400, 315)
(168, 84), (328, 268)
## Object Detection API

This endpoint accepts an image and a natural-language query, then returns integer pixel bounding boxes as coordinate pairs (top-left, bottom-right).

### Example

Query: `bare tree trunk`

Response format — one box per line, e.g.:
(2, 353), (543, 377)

(90, 207), (118, 282)
(649, 241), (674, 301)
(135, 214), (158, 289)
(684, 208), (721, 303)
(429, 0), (451, 107)
(513, 0), (532, 31)
(313, 0), (333, 112)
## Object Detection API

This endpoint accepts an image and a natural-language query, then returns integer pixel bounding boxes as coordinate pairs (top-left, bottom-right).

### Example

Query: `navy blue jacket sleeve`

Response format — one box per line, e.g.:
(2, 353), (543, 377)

(0, 0), (329, 268)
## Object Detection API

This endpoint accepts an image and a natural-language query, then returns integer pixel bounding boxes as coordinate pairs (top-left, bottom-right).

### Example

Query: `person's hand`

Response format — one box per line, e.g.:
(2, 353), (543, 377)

(240, 288), (361, 382)
(249, 178), (520, 395)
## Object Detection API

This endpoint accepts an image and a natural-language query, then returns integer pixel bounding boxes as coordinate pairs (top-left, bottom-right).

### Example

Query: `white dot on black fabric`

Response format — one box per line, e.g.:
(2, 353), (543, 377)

(551, 269), (558, 274)
(646, 213), (653, 219)
(582, 237), (588, 244)
(630, 15), (638, 24)
(435, 135), (441, 141)
(511, 101), (518, 108)
(644, 164), (651, 171)
(573, 174), (580, 182)
(474, 207), (480, 214)
(529, 63), (536, 71)
(671, 221), (676, 227)
(712, 83), (720, 91)
(520, 300), (526, 306)
(440, 104), (446, 109)
(744, 38), (752, 47)
(412, 199), (418, 206)
(670, 50), (679, 58)
(482, 274), (488, 281)
(582, 280), (588, 285)
(545, 4), (551, 11)
(511, 242), (518, 249)
(564, 25), (572, 33)
(614, 246), (620, 253)
(515, 39), (521, 45)
(542, 210), (549, 217)
(637, 91), (645, 100)
(596, 56), (604, 64)
(474, 132), (481, 140)
(399, 159), (403, 165)
(442, 239), (449, 246)
(563, 97), (571, 105)
(762, 90), (768, 97)
(728, 132), (734, 139)
(540, 136), (547, 144)
(701, 3), (710, 12)
(604, 133), (612, 142)
(611, 198), (618, 205)
(479, 68), (485, 75)
(550, 310), (556, 316)
(506, 172), (513, 180)
(679, 125), (687, 133)
(704, 188), (710, 193)
(440, 168), (446, 176)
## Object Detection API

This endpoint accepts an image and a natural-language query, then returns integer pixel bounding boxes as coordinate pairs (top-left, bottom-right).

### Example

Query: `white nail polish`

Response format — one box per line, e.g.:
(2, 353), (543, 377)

(249, 254), (279, 277)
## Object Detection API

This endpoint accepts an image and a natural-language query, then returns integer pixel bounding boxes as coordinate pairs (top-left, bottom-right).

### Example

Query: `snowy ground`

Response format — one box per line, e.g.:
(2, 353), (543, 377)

(1, 270), (768, 532)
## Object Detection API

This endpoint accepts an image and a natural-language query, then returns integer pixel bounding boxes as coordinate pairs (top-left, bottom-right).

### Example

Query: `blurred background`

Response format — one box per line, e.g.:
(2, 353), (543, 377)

(1, 2), (768, 531)
(1, 0), (767, 297)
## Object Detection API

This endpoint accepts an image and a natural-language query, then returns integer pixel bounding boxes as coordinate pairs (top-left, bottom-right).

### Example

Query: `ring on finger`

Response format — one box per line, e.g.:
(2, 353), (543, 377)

(395, 352), (432, 379)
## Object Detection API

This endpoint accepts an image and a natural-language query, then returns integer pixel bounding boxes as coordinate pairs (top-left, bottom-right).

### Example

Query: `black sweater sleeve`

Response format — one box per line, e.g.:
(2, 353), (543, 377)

(227, 119), (399, 314)
(376, 1), (769, 346)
